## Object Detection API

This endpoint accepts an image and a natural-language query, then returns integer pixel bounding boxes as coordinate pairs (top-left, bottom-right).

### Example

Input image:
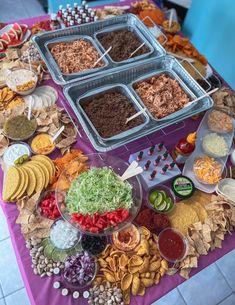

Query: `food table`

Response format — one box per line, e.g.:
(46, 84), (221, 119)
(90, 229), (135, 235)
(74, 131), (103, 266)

(0, 2), (235, 305)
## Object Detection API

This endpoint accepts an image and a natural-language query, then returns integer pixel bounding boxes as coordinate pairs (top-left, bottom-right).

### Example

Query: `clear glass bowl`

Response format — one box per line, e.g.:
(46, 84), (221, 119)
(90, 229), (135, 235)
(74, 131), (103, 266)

(36, 190), (61, 220)
(157, 227), (188, 263)
(55, 153), (143, 236)
(3, 114), (37, 141)
(49, 218), (81, 251)
(147, 184), (175, 214)
(61, 251), (98, 290)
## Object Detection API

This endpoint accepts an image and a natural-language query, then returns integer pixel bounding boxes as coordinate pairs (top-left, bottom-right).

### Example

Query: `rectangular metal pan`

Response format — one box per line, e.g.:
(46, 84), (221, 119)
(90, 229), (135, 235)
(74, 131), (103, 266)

(45, 35), (109, 79)
(63, 55), (214, 152)
(77, 84), (149, 141)
(32, 14), (166, 85)
(130, 70), (196, 122)
(94, 24), (154, 65)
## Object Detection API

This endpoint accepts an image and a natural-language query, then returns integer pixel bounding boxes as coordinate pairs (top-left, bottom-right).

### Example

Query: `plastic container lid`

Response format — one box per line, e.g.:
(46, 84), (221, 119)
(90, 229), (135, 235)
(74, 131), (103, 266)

(172, 175), (195, 199)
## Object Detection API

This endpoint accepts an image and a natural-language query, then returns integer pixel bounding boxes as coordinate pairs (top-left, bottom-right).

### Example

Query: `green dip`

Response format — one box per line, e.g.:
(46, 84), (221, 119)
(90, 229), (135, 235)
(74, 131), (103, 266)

(4, 115), (37, 140)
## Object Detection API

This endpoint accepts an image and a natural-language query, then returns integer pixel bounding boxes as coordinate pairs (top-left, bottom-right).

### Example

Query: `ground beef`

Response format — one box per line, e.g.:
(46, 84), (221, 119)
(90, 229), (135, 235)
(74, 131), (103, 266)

(81, 91), (144, 138)
(134, 73), (190, 119)
(97, 29), (150, 62)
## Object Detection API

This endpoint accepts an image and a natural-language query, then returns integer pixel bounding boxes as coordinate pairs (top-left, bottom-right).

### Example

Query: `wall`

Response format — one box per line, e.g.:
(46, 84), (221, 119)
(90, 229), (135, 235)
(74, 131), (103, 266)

(182, 0), (235, 89)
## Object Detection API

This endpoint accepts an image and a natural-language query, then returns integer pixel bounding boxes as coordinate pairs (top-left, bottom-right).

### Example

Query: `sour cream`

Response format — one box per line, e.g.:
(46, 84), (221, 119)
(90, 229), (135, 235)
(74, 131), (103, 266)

(3, 143), (30, 166)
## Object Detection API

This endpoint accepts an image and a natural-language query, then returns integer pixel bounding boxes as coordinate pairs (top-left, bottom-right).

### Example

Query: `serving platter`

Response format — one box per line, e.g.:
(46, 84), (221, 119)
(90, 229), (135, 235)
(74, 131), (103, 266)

(33, 14), (165, 85)
(64, 55), (214, 152)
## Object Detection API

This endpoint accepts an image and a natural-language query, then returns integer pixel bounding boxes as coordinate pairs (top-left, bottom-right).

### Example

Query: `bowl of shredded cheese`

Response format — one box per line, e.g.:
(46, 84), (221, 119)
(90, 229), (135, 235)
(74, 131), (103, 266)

(193, 155), (225, 185)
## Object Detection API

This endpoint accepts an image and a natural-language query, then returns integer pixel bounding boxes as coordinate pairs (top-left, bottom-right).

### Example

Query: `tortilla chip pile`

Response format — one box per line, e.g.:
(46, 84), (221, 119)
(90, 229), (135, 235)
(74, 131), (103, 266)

(33, 105), (77, 154)
(0, 87), (16, 110)
(3, 155), (55, 202)
(95, 227), (168, 304)
(16, 192), (53, 239)
(50, 149), (88, 190)
(167, 195), (235, 279)
(158, 34), (207, 65)
(0, 104), (78, 156)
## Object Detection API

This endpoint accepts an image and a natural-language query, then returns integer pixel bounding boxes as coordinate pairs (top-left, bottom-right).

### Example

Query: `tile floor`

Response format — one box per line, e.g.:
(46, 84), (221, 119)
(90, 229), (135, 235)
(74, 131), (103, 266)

(0, 206), (234, 305)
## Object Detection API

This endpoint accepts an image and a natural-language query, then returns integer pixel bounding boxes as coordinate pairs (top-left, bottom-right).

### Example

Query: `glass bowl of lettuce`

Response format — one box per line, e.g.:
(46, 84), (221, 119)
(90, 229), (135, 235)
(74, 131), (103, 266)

(55, 153), (143, 235)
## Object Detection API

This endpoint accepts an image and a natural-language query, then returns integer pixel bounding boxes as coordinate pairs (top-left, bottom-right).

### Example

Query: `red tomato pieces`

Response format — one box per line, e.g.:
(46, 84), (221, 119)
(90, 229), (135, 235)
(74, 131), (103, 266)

(71, 208), (130, 233)
(39, 192), (61, 220)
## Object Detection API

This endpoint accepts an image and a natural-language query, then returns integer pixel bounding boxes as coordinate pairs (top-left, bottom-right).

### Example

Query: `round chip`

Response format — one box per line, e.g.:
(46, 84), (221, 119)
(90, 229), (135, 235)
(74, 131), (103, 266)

(3, 166), (20, 201)
(168, 203), (199, 235)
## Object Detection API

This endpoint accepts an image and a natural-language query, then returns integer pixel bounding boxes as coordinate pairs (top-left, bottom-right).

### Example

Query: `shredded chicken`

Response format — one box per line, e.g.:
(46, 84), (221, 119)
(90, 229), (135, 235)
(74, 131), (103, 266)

(50, 39), (104, 74)
(134, 74), (190, 119)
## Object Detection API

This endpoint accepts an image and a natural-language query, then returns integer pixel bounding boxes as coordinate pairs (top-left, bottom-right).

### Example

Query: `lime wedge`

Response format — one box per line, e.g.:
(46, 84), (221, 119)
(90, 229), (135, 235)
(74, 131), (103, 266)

(149, 191), (159, 204)
(165, 197), (173, 211)
(158, 190), (167, 199)
(156, 201), (167, 211)
(154, 193), (164, 207)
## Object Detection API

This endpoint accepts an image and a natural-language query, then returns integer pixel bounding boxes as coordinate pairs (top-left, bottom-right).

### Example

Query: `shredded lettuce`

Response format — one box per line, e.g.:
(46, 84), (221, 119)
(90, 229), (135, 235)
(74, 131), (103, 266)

(66, 167), (133, 215)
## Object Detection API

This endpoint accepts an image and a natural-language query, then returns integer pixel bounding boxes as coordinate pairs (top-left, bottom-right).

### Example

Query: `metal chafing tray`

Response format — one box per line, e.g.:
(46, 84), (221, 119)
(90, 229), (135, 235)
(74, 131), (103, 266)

(94, 24), (154, 65)
(77, 84), (149, 142)
(44, 35), (109, 79)
(63, 56), (214, 152)
(32, 14), (166, 86)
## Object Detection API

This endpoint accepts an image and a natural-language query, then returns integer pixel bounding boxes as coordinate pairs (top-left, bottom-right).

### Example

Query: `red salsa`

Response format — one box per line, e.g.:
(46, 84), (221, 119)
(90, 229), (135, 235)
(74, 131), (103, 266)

(158, 228), (187, 262)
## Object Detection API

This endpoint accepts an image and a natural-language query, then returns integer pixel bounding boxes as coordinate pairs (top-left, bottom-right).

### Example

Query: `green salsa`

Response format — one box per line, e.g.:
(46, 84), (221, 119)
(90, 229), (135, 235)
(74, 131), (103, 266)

(4, 115), (37, 140)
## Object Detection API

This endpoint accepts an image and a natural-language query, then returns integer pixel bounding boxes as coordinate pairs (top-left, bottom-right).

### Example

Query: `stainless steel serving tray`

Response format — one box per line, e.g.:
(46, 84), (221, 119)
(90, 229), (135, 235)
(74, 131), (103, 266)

(64, 56), (214, 152)
(94, 24), (154, 65)
(77, 84), (149, 141)
(44, 35), (109, 79)
(32, 14), (166, 86)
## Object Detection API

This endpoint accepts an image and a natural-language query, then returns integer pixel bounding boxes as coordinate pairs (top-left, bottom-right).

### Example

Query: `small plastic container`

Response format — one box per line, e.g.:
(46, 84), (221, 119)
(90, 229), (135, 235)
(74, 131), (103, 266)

(157, 227), (188, 263)
(30, 133), (56, 155)
(61, 252), (98, 290)
(111, 224), (141, 252)
(36, 190), (61, 220)
(49, 218), (81, 251)
(193, 156), (225, 185)
(147, 184), (175, 214)
(201, 132), (230, 158)
(81, 234), (108, 256)
(3, 142), (31, 167)
(3, 114), (37, 141)
(5, 68), (38, 96)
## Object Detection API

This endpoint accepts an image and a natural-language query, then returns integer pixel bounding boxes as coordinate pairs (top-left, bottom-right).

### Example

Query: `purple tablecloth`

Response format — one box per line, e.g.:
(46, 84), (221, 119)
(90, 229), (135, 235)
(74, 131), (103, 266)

(1, 6), (235, 305)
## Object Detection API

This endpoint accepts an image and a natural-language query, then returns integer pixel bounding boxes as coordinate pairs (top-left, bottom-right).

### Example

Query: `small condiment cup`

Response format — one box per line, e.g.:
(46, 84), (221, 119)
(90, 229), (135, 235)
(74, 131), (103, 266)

(5, 68), (38, 96)
(193, 157), (226, 185)
(157, 227), (189, 263)
(30, 133), (56, 155)
(36, 190), (60, 220)
(3, 113), (37, 141)
(49, 217), (81, 251)
(111, 223), (141, 253)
